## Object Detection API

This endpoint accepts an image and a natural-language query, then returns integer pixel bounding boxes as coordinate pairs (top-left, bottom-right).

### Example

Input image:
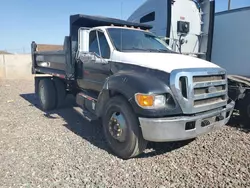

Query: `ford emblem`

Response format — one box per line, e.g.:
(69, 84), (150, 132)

(207, 86), (217, 93)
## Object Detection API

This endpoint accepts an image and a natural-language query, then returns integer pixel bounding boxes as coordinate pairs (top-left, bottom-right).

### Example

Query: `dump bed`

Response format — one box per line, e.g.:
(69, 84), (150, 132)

(31, 37), (71, 79)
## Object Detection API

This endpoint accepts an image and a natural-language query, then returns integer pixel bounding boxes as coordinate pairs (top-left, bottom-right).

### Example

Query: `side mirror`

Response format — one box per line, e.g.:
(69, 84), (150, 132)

(79, 52), (96, 63)
(78, 52), (108, 64)
(95, 57), (108, 64)
(91, 52), (108, 64)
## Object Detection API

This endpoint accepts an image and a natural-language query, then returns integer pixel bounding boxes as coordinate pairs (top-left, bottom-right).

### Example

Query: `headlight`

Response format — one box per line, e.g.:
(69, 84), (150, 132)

(135, 93), (166, 109)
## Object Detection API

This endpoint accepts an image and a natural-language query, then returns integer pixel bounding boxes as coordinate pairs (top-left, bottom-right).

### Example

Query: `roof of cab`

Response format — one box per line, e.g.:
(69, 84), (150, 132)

(94, 25), (151, 31)
(70, 14), (153, 30)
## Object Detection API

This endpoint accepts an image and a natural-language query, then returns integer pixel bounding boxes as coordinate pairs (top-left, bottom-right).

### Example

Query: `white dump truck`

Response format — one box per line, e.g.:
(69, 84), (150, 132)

(31, 14), (234, 159)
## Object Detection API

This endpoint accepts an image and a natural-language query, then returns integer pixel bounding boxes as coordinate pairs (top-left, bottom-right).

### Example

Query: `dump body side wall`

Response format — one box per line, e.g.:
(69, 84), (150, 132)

(31, 36), (73, 80)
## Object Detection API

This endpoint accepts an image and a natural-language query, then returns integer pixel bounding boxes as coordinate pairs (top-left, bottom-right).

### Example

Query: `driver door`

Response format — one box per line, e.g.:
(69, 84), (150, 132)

(79, 29), (111, 92)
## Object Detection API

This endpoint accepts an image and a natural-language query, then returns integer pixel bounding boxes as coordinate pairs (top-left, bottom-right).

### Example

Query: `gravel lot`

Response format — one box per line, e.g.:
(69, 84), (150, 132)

(0, 79), (249, 187)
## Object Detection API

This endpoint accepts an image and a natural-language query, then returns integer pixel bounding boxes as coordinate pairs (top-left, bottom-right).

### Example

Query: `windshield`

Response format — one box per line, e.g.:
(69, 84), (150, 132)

(106, 28), (174, 53)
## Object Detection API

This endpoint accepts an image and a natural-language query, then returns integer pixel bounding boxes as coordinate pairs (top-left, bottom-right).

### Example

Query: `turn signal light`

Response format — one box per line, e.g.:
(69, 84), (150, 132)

(135, 93), (167, 108)
(135, 94), (154, 107)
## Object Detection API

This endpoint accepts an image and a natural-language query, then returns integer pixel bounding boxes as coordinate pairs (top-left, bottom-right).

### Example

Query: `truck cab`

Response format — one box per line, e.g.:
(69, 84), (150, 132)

(31, 14), (234, 159)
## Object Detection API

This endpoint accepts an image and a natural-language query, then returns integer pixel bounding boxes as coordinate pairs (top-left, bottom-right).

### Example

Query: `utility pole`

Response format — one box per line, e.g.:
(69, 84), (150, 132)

(120, 1), (123, 51)
(121, 1), (123, 19)
(228, 0), (231, 10)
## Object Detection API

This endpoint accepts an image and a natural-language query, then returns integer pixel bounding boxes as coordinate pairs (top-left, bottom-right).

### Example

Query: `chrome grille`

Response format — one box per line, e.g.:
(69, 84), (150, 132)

(194, 97), (225, 106)
(193, 75), (225, 82)
(193, 74), (227, 107)
(194, 86), (225, 95)
(170, 68), (228, 114)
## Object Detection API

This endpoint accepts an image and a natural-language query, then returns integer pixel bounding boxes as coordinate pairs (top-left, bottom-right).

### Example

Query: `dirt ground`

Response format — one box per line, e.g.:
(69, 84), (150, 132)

(0, 79), (249, 187)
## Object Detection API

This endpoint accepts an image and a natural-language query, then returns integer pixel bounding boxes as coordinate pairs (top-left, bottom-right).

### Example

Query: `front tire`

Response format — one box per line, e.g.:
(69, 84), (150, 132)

(38, 78), (56, 111)
(102, 96), (147, 159)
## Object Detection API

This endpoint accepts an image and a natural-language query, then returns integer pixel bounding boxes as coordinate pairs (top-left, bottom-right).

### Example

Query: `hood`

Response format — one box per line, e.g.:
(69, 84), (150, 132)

(111, 51), (220, 73)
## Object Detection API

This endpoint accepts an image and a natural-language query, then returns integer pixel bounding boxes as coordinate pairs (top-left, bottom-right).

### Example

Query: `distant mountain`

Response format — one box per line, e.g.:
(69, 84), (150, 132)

(0, 51), (12, 54)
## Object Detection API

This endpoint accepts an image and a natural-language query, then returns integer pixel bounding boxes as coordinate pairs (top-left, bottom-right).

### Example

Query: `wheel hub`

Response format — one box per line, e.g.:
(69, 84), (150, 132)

(108, 112), (126, 142)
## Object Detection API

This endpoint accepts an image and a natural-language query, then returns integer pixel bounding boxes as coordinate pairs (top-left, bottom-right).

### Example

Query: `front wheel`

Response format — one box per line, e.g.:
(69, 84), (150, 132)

(102, 96), (148, 159)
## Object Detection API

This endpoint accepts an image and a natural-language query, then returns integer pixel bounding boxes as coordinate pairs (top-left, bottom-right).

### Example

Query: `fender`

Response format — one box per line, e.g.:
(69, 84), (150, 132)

(96, 70), (183, 118)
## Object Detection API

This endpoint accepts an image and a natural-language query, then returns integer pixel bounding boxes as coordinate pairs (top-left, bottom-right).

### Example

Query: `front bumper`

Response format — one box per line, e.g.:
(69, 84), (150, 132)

(139, 100), (235, 142)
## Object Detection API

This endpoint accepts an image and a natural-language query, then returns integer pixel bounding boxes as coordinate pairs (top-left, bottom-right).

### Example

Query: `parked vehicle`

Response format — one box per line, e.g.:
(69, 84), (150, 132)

(127, 0), (215, 61)
(31, 14), (234, 159)
(211, 7), (250, 122)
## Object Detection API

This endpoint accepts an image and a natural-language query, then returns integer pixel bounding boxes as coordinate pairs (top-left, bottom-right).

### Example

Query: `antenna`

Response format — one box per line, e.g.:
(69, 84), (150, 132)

(228, 0), (231, 10)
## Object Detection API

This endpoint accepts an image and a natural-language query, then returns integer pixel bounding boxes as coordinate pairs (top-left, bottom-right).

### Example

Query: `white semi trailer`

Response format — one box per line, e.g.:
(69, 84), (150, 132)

(212, 7), (250, 122)
(128, 0), (215, 61)
(128, 0), (250, 123)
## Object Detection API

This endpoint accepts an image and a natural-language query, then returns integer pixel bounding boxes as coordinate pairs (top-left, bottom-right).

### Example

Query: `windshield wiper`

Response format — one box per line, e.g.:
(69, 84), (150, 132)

(131, 48), (165, 52)
(131, 47), (152, 51)
(150, 49), (177, 53)
(157, 49), (169, 52)
(144, 48), (169, 53)
(122, 47), (172, 53)
(121, 47), (150, 52)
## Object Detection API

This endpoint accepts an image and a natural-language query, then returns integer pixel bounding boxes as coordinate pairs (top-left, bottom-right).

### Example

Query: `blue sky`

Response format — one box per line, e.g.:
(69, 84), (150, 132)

(0, 0), (249, 53)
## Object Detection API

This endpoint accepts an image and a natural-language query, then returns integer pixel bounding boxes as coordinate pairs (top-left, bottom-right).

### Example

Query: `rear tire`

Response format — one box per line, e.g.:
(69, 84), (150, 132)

(38, 78), (56, 111)
(53, 78), (66, 108)
(102, 96), (147, 159)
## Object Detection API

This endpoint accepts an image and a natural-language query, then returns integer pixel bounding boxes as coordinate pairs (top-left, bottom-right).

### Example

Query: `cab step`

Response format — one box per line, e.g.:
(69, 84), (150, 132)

(81, 110), (99, 122)
(75, 91), (99, 122)
(73, 107), (99, 122)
